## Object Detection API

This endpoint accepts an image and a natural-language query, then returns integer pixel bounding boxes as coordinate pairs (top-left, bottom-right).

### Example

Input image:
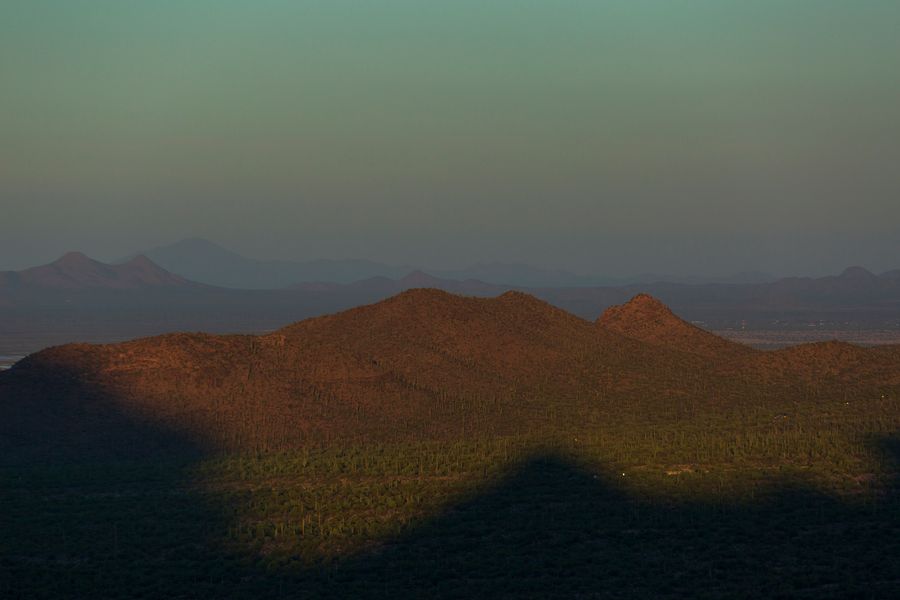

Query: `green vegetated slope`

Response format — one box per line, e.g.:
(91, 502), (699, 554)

(1, 290), (900, 598)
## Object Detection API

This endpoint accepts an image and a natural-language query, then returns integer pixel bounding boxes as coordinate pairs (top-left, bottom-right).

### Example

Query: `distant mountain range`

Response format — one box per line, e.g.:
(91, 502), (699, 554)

(130, 238), (414, 289)
(0, 252), (198, 309)
(133, 238), (608, 288)
(133, 238), (777, 288)
(288, 264), (900, 324)
(3, 251), (900, 354)
(0, 252), (191, 291)
(6, 250), (900, 314)
(535, 265), (900, 320)
(0, 253), (372, 344)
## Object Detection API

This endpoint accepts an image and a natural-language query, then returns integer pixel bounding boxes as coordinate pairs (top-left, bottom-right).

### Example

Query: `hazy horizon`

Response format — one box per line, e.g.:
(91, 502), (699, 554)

(3, 1), (899, 276)
(2, 235), (897, 282)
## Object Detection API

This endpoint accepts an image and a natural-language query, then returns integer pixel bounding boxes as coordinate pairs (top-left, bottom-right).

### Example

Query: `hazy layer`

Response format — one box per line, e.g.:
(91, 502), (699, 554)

(2, 1), (899, 275)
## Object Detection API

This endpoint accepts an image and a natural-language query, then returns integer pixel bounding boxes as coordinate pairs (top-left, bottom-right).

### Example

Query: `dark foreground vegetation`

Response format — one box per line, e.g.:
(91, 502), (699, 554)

(3, 429), (899, 598)
(2, 291), (900, 598)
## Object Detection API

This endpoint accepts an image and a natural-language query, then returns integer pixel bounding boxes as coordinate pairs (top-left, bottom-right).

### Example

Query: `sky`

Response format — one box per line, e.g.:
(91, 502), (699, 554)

(2, 1), (899, 276)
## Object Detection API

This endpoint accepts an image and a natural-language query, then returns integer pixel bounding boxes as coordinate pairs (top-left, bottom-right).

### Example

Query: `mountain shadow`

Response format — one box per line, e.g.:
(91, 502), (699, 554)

(0, 361), (214, 599)
(259, 445), (899, 599)
(0, 356), (204, 465)
(3, 431), (900, 598)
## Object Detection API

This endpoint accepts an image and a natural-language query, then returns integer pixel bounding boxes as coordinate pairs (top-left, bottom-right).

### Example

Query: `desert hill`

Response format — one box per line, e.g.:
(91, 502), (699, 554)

(596, 293), (755, 360)
(729, 339), (900, 386)
(272, 289), (681, 393)
(0, 291), (688, 452)
(2, 291), (899, 458)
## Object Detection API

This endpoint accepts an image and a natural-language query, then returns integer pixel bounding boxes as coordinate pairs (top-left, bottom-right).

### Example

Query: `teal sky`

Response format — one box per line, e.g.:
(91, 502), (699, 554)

(2, 1), (900, 275)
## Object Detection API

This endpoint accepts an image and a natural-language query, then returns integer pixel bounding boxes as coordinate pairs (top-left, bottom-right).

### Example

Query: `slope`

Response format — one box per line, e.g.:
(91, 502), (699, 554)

(596, 293), (756, 360)
(0, 289), (708, 455)
(0, 252), (191, 290)
(3, 289), (899, 460)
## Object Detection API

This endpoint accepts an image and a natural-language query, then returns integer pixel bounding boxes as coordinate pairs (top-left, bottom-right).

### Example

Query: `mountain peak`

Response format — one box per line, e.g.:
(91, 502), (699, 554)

(597, 293), (674, 325)
(838, 266), (876, 280)
(122, 254), (156, 267)
(399, 270), (442, 286)
(11, 252), (192, 290)
(497, 289), (550, 307)
(121, 254), (188, 285)
(53, 251), (96, 267)
(390, 286), (456, 303)
(597, 294), (752, 359)
(622, 292), (670, 310)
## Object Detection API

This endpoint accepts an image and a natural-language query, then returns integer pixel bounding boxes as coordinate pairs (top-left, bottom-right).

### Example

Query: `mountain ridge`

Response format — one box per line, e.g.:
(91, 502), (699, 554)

(0, 252), (194, 290)
(136, 238), (607, 288)
(4, 291), (899, 457)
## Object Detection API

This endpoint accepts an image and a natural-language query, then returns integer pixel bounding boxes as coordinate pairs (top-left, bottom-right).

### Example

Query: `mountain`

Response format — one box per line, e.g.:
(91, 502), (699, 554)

(0, 292), (696, 454)
(0, 252), (191, 290)
(533, 265), (900, 327)
(136, 238), (415, 289)
(293, 264), (900, 326)
(596, 293), (754, 359)
(0, 250), (393, 344)
(5, 249), (900, 363)
(137, 238), (610, 288)
(601, 270), (778, 286)
(430, 262), (601, 287)
(4, 290), (899, 458)
(758, 266), (896, 306)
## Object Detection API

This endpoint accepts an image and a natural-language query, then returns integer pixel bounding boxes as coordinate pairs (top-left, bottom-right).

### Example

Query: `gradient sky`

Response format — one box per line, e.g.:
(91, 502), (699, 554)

(2, 1), (899, 275)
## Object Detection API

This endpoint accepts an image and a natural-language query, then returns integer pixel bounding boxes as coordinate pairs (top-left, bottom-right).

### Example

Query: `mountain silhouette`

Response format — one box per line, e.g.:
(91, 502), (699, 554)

(137, 238), (606, 288)
(136, 238), (413, 289)
(0, 252), (190, 290)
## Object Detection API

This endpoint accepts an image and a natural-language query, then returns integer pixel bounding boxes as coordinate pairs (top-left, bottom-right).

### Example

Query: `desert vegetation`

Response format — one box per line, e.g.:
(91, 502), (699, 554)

(2, 291), (900, 598)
